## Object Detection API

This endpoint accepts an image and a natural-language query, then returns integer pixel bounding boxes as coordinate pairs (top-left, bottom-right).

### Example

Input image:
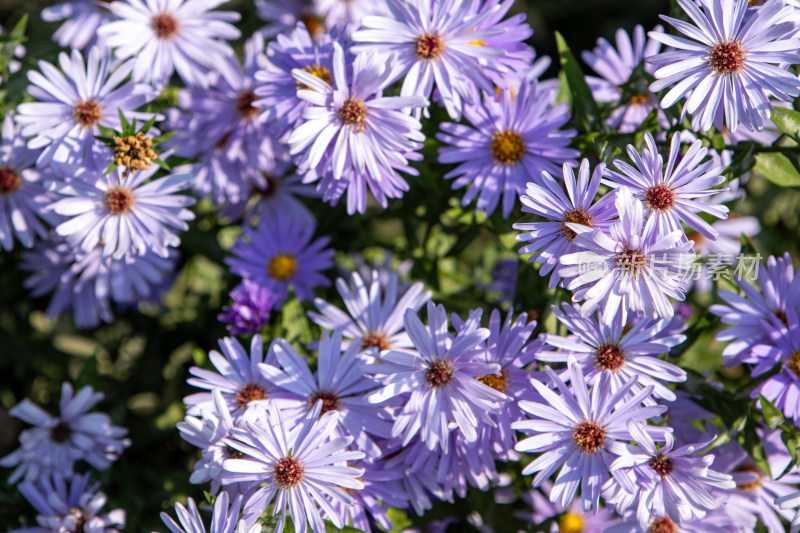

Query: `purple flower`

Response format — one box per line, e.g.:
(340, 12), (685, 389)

(514, 159), (618, 288)
(519, 481), (621, 532)
(0, 114), (56, 251)
(0, 382), (129, 483)
(309, 269), (431, 354)
(226, 213), (333, 304)
(221, 402), (366, 531)
(511, 360), (667, 511)
(50, 165), (195, 260)
(161, 491), (247, 533)
(752, 308), (800, 424)
(219, 280), (279, 336)
(776, 490), (800, 533)
(218, 170), (318, 224)
(582, 25), (665, 133)
(436, 80), (578, 218)
(351, 0), (508, 119)
(313, 0), (388, 33)
(647, 0), (800, 132)
(559, 187), (696, 325)
(604, 132), (728, 240)
(363, 302), (508, 451)
(15, 47), (158, 169)
(537, 302), (687, 401)
(259, 331), (391, 456)
(255, 0), (320, 40)
(328, 459), (407, 532)
(98, 0), (241, 87)
(14, 472), (125, 533)
(41, 0), (115, 50)
(606, 511), (743, 533)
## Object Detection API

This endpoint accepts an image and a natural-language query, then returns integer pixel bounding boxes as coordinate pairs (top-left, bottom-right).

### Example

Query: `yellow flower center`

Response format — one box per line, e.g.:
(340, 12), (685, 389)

(268, 254), (297, 280)
(477, 369), (509, 393)
(490, 130), (525, 165)
(788, 350), (800, 379)
(558, 512), (584, 533)
(297, 63), (333, 90)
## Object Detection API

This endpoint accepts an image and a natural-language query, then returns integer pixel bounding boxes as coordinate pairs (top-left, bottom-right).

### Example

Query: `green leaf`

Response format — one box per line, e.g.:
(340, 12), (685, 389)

(759, 394), (785, 430)
(771, 107), (800, 141)
(722, 142), (755, 179)
(554, 31), (601, 134)
(118, 108), (131, 131)
(10, 15), (28, 39)
(141, 115), (158, 135)
(753, 152), (800, 187)
(153, 157), (171, 170)
(103, 163), (119, 176)
(153, 130), (177, 144)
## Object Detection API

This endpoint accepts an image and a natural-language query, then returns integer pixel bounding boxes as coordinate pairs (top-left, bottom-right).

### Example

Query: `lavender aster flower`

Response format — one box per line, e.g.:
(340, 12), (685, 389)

(511, 360), (667, 511)
(161, 492), (248, 533)
(647, 0), (800, 132)
(313, 0), (388, 33)
(363, 302), (508, 451)
(14, 472), (125, 533)
(537, 302), (687, 401)
(255, 0), (323, 40)
(288, 42), (427, 182)
(752, 308), (800, 424)
(226, 213), (334, 304)
(519, 482), (621, 533)
(436, 80), (578, 218)
(41, 0), (115, 50)
(559, 187), (696, 325)
(514, 159), (618, 289)
(309, 269), (431, 353)
(604, 132), (728, 240)
(221, 402), (366, 531)
(219, 280), (279, 336)
(351, 0), (509, 119)
(15, 47), (158, 168)
(0, 114), (56, 251)
(606, 510), (743, 533)
(0, 382), (129, 483)
(582, 25), (665, 133)
(98, 0), (241, 87)
(776, 490), (800, 533)
(50, 165), (195, 260)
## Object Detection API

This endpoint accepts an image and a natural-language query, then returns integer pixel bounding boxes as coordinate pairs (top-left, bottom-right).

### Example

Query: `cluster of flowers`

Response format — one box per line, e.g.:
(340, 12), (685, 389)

(3, 0), (800, 531)
(1, 383), (129, 531)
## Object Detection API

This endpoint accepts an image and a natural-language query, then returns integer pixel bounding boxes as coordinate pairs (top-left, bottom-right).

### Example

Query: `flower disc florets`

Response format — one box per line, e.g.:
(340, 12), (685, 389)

(477, 369), (509, 393)
(572, 420), (605, 453)
(113, 133), (157, 173)
(490, 130), (525, 165)
(338, 98), (368, 130)
(235, 382), (267, 407)
(104, 187), (134, 215)
(649, 454), (674, 478)
(416, 33), (444, 60)
(236, 89), (259, 120)
(595, 343), (625, 372)
(648, 517), (678, 533)
(152, 12), (179, 38)
(0, 167), (21, 194)
(709, 41), (746, 74)
(645, 184), (675, 211)
(560, 208), (594, 242)
(273, 456), (304, 488)
(425, 360), (453, 387)
(268, 254), (297, 280)
(615, 248), (647, 278)
(308, 391), (339, 414)
(50, 421), (72, 443)
(361, 332), (391, 351)
(789, 351), (800, 379)
(73, 99), (103, 127)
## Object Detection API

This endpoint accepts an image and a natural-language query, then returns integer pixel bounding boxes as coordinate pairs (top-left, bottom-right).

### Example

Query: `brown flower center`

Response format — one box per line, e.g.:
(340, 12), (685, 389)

(560, 208), (594, 242)
(416, 33), (444, 60)
(361, 332), (391, 351)
(299, 11), (326, 39)
(490, 130), (525, 165)
(105, 187), (134, 215)
(595, 343), (625, 372)
(235, 382), (267, 407)
(645, 184), (675, 211)
(649, 454), (674, 478)
(648, 517), (678, 533)
(709, 41), (746, 74)
(51, 421), (72, 443)
(268, 254), (297, 281)
(774, 309), (788, 327)
(152, 12), (179, 38)
(225, 445), (243, 459)
(0, 167), (22, 194)
(114, 132), (157, 174)
(788, 351), (800, 379)
(338, 98), (368, 131)
(273, 456), (304, 488)
(236, 90), (259, 121)
(73, 98), (102, 127)
(572, 420), (605, 454)
(615, 248), (647, 278)
(477, 369), (509, 393)
(629, 93), (651, 105)
(425, 360), (453, 387)
(308, 390), (339, 414)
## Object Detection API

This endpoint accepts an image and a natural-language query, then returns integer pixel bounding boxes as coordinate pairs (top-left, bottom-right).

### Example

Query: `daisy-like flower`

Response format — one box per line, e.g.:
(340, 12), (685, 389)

(221, 402), (366, 531)
(537, 302), (687, 401)
(688, 216), (760, 293)
(351, 0), (508, 120)
(0, 114), (56, 251)
(710, 252), (800, 365)
(647, 0), (800, 132)
(436, 80), (578, 218)
(226, 213), (334, 304)
(606, 510), (744, 533)
(511, 360), (667, 511)
(15, 46), (158, 169)
(751, 309), (800, 424)
(309, 269), (431, 353)
(312, 0), (388, 33)
(0, 382), (129, 483)
(260, 331), (392, 456)
(604, 132), (728, 240)
(185, 335), (276, 419)
(328, 459), (408, 532)
(98, 0), (241, 87)
(41, 0), (115, 50)
(514, 159), (618, 289)
(776, 490), (800, 533)
(606, 422), (735, 527)
(50, 165), (195, 260)
(559, 187), (696, 325)
(219, 280), (279, 336)
(15, 472), (125, 533)
(582, 25), (666, 133)
(255, 0), (324, 40)
(288, 42), (427, 182)
(519, 481), (621, 533)
(362, 301), (508, 451)
(161, 491), (250, 533)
